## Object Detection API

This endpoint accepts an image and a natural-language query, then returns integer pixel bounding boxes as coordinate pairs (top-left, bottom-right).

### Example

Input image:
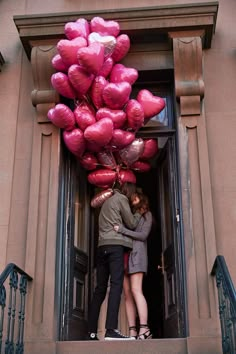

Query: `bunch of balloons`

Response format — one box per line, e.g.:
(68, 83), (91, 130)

(47, 16), (166, 206)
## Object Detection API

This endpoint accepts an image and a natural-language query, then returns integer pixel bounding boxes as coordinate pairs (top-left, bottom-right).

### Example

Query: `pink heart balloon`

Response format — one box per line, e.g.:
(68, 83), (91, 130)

(88, 169), (117, 188)
(126, 99), (144, 131)
(80, 152), (98, 170)
(111, 34), (130, 62)
(52, 54), (69, 72)
(98, 57), (114, 78)
(119, 138), (145, 167)
(51, 72), (77, 99)
(102, 82), (132, 110)
(90, 76), (107, 109)
(74, 105), (96, 131)
(65, 19), (90, 40)
(91, 188), (114, 208)
(57, 37), (87, 67)
(68, 64), (94, 96)
(90, 17), (120, 37)
(110, 64), (138, 85)
(76, 100), (96, 115)
(108, 129), (135, 149)
(96, 107), (126, 129)
(97, 151), (117, 169)
(77, 42), (105, 75)
(118, 169), (136, 185)
(130, 160), (151, 173)
(84, 118), (114, 146)
(63, 128), (86, 158)
(140, 139), (158, 160)
(88, 32), (116, 59)
(137, 89), (166, 120)
(47, 104), (75, 131)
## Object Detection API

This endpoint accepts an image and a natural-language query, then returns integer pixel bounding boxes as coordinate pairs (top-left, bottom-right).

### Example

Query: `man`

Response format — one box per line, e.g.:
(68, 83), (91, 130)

(88, 182), (141, 340)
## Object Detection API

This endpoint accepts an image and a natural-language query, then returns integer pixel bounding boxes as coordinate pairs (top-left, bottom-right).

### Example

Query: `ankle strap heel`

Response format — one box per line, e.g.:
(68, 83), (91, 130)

(138, 324), (152, 340)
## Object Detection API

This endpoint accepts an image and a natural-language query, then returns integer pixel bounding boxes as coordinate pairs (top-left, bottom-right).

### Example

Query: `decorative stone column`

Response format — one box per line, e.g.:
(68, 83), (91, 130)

(169, 31), (221, 352)
(24, 44), (60, 354)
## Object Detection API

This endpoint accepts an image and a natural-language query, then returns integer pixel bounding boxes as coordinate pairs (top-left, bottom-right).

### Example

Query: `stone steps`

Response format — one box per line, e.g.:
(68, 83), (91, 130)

(56, 338), (187, 354)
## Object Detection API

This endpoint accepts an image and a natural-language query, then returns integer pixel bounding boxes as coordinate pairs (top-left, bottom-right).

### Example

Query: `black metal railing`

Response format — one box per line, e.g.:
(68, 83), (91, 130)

(0, 264), (32, 354)
(211, 255), (236, 354)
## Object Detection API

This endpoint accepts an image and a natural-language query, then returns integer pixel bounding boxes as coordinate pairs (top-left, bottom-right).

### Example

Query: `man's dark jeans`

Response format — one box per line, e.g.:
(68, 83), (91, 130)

(88, 245), (125, 332)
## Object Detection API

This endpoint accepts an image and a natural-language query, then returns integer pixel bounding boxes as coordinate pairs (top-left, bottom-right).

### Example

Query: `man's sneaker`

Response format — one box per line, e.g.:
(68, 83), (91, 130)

(104, 329), (136, 341)
(87, 332), (99, 340)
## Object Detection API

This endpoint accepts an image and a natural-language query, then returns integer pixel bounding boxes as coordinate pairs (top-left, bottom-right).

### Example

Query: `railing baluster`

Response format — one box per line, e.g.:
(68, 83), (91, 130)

(0, 264), (32, 354)
(0, 286), (6, 353)
(212, 255), (236, 354)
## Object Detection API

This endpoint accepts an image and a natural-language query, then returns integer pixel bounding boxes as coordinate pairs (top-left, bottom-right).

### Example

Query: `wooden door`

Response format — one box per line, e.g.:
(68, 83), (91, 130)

(58, 148), (94, 340)
(158, 136), (186, 338)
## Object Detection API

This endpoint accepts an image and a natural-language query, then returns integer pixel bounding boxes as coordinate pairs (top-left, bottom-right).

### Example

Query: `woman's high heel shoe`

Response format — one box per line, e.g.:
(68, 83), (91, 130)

(138, 324), (152, 340)
(129, 326), (137, 339)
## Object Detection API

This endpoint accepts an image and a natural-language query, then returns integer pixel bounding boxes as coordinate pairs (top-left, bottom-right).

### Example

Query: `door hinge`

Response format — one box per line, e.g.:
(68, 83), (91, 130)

(176, 214), (180, 223)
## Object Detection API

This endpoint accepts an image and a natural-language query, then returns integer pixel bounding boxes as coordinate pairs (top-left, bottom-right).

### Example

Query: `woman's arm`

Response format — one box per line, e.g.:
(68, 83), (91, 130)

(117, 212), (152, 241)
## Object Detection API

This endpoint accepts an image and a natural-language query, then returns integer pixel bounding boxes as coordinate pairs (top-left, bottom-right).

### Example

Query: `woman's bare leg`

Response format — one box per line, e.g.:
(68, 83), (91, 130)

(123, 273), (137, 337)
(130, 272), (150, 336)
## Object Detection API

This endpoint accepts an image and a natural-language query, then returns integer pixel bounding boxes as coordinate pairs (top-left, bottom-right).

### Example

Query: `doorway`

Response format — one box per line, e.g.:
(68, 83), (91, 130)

(57, 79), (187, 340)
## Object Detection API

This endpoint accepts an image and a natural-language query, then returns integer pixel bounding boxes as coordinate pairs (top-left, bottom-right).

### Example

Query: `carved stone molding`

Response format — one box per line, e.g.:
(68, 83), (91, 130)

(31, 45), (59, 122)
(169, 31), (204, 119)
(14, 3), (218, 59)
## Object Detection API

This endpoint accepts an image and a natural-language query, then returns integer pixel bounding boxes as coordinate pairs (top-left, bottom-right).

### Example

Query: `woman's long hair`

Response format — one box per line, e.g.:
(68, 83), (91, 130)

(133, 192), (150, 217)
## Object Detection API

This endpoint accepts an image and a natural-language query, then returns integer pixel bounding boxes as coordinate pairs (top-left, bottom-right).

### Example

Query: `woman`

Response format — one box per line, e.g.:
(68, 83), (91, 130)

(114, 192), (152, 340)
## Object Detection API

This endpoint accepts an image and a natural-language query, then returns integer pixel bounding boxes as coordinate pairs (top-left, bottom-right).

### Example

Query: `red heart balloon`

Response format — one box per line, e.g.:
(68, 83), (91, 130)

(88, 32), (116, 59)
(140, 139), (158, 160)
(90, 17), (120, 37)
(111, 34), (130, 62)
(77, 42), (105, 75)
(137, 89), (166, 120)
(57, 37), (87, 67)
(84, 118), (114, 146)
(98, 57), (114, 78)
(126, 99), (144, 131)
(90, 76), (107, 109)
(65, 19), (90, 40)
(91, 188), (114, 208)
(80, 152), (98, 170)
(118, 169), (136, 185)
(102, 82), (132, 109)
(47, 104), (75, 131)
(119, 138), (145, 167)
(86, 141), (103, 153)
(88, 169), (117, 188)
(74, 106), (96, 131)
(108, 129), (135, 149)
(130, 160), (151, 173)
(97, 151), (117, 169)
(110, 64), (138, 85)
(52, 54), (69, 72)
(68, 64), (94, 96)
(63, 128), (86, 158)
(96, 107), (126, 129)
(51, 72), (77, 99)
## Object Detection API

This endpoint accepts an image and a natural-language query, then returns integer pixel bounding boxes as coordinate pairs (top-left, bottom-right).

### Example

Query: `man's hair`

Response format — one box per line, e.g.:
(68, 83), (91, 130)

(120, 182), (137, 200)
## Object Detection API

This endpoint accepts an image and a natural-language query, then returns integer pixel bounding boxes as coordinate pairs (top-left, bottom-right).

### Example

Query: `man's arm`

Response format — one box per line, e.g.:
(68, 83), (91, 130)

(118, 212), (152, 241)
(119, 196), (141, 229)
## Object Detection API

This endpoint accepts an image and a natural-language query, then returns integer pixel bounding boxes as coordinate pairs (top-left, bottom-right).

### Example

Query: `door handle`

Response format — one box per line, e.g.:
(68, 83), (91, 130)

(157, 253), (164, 275)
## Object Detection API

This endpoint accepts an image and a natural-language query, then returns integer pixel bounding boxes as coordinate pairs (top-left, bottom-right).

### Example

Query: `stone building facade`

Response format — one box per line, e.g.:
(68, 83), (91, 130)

(0, 1), (235, 353)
